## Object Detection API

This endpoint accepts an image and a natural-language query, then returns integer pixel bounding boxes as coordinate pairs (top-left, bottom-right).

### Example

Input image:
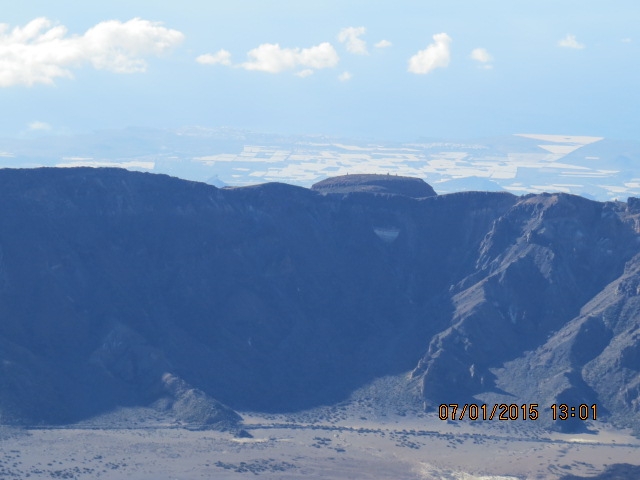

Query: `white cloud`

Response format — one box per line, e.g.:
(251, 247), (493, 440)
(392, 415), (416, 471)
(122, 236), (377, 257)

(337, 26), (368, 55)
(558, 34), (585, 49)
(622, 38), (632, 43)
(240, 42), (339, 73)
(470, 48), (493, 69)
(28, 121), (51, 131)
(408, 33), (451, 74)
(196, 49), (231, 66)
(0, 17), (184, 87)
(470, 48), (492, 63)
(296, 69), (314, 78)
(338, 71), (352, 82)
(82, 18), (184, 72)
(374, 39), (392, 49)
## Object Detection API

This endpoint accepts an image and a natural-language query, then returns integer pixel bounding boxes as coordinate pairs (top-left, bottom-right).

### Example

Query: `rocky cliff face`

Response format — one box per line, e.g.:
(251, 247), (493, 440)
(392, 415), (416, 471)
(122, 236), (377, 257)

(0, 168), (638, 432)
(411, 192), (640, 430)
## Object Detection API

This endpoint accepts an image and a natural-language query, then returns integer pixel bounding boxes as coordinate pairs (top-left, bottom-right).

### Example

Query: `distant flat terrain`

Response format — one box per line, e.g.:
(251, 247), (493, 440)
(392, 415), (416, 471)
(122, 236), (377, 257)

(2, 127), (640, 200)
(2, 411), (639, 480)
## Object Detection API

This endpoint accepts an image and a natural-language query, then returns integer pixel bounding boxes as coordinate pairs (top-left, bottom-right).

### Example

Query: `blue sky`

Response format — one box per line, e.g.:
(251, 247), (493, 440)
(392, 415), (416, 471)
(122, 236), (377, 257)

(2, 1), (639, 141)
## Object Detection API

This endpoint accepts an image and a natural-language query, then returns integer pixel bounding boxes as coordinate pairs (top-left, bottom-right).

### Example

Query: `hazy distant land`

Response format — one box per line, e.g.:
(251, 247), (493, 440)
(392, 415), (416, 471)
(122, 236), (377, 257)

(2, 128), (640, 201)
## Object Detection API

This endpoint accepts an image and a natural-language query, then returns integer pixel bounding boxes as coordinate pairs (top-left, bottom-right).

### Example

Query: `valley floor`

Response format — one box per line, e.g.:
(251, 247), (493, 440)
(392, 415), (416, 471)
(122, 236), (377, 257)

(1, 410), (639, 480)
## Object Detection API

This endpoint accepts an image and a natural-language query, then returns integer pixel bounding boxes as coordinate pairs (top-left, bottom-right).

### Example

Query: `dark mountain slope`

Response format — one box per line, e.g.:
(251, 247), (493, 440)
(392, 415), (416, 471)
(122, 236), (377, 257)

(0, 167), (639, 433)
(0, 168), (512, 424)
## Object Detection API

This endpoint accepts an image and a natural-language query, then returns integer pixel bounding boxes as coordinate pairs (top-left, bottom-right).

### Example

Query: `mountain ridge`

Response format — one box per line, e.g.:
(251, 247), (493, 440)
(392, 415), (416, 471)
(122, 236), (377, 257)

(0, 168), (638, 434)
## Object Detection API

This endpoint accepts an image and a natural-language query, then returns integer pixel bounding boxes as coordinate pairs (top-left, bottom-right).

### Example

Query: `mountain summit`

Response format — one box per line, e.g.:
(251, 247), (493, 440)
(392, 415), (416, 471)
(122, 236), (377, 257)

(311, 173), (437, 198)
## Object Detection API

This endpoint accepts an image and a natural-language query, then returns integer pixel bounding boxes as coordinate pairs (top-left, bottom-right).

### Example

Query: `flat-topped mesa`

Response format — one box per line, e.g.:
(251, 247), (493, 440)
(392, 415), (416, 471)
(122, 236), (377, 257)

(311, 174), (437, 199)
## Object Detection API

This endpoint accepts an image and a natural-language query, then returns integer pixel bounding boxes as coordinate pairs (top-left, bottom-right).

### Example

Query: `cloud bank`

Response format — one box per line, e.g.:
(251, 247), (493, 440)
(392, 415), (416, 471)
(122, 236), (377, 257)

(338, 26), (368, 55)
(408, 33), (451, 74)
(0, 17), (184, 87)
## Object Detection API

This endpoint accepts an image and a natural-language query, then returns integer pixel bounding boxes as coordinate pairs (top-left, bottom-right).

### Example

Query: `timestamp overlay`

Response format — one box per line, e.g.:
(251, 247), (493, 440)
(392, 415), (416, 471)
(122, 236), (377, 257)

(438, 403), (598, 422)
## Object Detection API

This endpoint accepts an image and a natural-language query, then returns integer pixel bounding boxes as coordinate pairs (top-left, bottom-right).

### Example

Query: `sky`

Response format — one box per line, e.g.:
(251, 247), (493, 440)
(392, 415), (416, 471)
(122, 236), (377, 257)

(1, 1), (639, 141)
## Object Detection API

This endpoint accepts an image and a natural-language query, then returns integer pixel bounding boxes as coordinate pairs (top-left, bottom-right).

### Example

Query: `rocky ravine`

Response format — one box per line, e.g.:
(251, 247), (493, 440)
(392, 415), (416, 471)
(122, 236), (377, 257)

(0, 168), (639, 433)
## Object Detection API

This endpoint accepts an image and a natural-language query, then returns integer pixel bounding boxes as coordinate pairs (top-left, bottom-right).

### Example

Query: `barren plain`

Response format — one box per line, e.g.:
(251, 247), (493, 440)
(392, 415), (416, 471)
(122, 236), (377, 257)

(2, 376), (639, 480)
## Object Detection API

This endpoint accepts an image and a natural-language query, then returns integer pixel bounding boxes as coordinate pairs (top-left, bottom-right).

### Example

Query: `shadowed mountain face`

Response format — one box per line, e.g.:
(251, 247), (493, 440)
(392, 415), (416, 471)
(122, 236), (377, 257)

(0, 168), (639, 432)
